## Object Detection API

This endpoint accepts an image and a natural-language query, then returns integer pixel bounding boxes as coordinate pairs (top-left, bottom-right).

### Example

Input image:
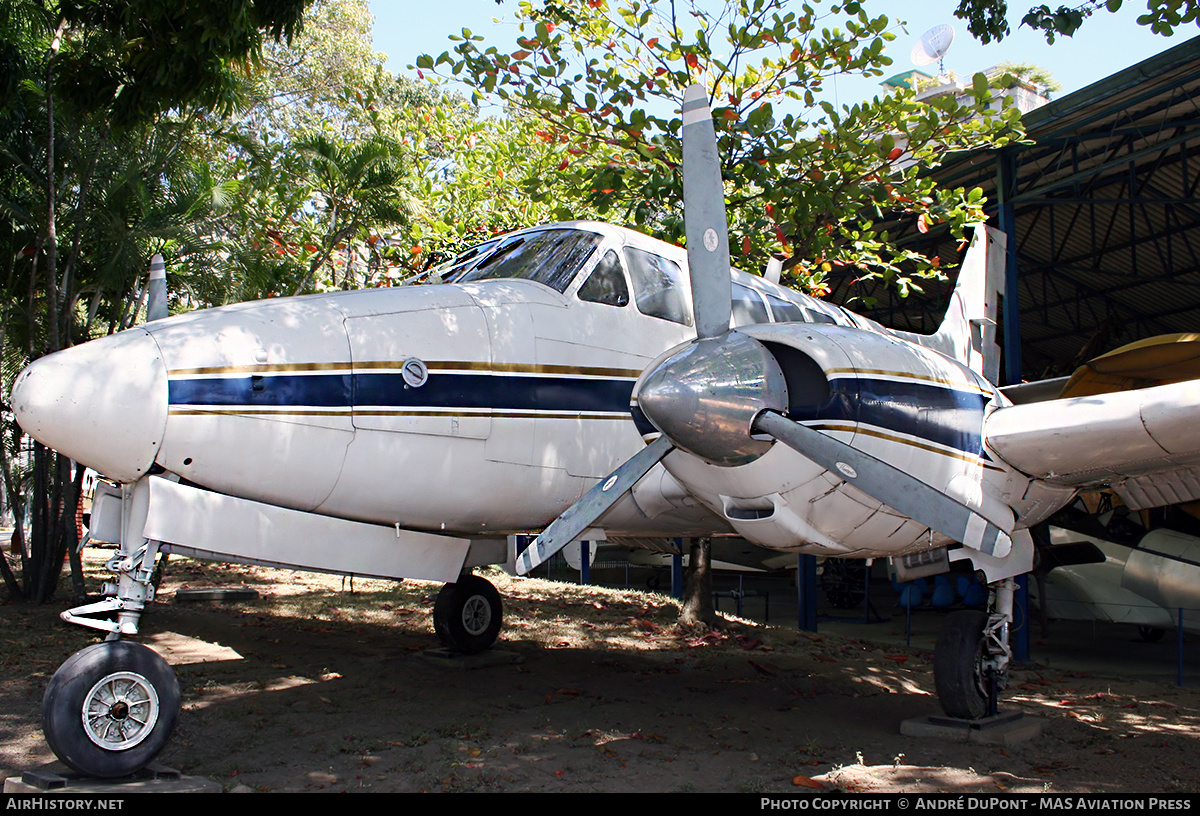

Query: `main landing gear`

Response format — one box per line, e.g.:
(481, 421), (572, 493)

(934, 578), (1017, 720)
(433, 574), (503, 654)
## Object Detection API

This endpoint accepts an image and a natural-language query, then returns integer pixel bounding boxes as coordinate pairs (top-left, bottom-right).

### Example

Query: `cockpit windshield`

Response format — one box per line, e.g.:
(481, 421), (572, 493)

(456, 228), (603, 293)
(432, 238), (502, 283)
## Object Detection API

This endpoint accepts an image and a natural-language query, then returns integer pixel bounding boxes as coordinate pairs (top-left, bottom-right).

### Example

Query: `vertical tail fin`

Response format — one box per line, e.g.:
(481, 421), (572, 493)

(922, 225), (1006, 383)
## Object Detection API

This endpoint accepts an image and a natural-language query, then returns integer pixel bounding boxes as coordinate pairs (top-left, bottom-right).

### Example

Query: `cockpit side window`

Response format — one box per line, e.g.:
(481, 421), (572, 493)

(577, 250), (629, 307)
(624, 248), (691, 325)
(731, 281), (770, 327)
(458, 229), (603, 293)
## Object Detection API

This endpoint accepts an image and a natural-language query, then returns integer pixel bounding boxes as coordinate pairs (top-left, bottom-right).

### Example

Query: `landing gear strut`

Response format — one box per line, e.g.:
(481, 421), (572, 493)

(934, 577), (1016, 720)
(433, 574), (503, 654)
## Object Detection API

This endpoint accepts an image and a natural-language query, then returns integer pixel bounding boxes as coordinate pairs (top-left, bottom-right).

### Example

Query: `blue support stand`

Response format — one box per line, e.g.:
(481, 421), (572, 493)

(997, 151), (1023, 387)
(579, 541), (590, 586)
(798, 554), (818, 632)
(1014, 574), (1030, 661)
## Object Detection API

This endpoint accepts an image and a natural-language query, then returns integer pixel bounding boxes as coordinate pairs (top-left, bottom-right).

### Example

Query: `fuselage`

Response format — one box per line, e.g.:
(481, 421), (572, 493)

(10, 221), (1069, 559)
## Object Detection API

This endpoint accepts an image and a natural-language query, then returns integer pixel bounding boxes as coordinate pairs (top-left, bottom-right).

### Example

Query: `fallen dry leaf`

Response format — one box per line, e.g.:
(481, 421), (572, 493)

(793, 774), (826, 789)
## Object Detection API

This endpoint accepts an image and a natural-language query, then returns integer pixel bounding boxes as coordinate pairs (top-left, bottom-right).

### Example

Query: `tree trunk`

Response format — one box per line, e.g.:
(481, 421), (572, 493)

(61, 463), (87, 600)
(679, 537), (719, 626)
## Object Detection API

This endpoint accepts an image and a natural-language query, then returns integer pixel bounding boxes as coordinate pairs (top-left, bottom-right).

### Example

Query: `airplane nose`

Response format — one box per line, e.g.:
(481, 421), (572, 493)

(11, 329), (168, 483)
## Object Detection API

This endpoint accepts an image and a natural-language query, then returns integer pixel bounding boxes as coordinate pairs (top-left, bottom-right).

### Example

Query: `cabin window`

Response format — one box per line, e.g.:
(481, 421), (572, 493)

(764, 292), (807, 323)
(731, 282), (770, 327)
(458, 229), (603, 293)
(624, 248), (691, 325)
(577, 250), (630, 307)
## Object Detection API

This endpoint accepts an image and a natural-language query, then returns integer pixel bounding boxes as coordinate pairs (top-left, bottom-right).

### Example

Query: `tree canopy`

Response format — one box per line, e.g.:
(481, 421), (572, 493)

(954, 0), (1200, 43)
(0, 0), (311, 601)
(423, 0), (1026, 296)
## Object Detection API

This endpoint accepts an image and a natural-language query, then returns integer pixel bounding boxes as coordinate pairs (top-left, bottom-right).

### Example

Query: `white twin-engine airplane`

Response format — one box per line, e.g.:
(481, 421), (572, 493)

(14, 85), (1200, 778)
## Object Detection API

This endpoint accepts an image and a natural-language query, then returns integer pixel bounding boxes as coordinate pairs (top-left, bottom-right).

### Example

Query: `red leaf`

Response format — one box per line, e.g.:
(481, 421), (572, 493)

(748, 659), (779, 676)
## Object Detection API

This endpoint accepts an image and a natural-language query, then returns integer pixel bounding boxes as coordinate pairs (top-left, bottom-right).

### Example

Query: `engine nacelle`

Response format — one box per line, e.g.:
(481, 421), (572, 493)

(651, 323), (1015, 557)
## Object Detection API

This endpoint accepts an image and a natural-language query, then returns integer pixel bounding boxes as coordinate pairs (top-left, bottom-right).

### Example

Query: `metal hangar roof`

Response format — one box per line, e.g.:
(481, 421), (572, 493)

(829, 35), (1200, 383)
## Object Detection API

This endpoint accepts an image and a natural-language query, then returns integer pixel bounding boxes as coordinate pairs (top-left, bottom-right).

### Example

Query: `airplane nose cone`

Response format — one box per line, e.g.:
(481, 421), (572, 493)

(11, 329), (168, 482)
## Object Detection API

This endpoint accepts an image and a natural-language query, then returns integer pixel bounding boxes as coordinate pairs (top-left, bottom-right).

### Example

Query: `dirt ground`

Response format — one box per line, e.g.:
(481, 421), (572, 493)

(2, 553), (1199, 794)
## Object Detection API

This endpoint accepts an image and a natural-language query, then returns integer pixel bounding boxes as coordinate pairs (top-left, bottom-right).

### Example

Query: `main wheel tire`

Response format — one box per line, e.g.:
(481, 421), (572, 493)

(821, 559), (867, 609)
(43, 641), (180, 778)
(934, 609), (990, 720)
(1138, 625), (1166, 643)
(433, 575), (502, 654)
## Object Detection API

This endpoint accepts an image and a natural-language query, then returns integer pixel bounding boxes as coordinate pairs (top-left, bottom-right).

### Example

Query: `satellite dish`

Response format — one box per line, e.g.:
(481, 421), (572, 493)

(911, 24), (955, 74)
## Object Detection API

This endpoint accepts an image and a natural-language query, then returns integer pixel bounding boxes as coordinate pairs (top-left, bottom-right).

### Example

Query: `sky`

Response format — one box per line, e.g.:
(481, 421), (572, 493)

(368, 0), (1195, 106)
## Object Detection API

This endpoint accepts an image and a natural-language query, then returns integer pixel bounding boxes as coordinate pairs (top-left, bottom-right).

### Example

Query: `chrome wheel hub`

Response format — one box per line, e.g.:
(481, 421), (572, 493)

(82, 671), (160, 750)
(462, 595), (492, 636)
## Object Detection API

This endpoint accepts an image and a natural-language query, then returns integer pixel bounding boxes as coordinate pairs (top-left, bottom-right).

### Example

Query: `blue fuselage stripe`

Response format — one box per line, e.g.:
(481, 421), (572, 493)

(169, 373), (636, 414)
(169, 373), (987, 454)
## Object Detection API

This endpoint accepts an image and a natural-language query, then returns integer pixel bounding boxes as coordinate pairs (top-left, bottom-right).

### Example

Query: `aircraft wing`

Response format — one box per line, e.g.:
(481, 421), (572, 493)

(985, 378), (1200, 510)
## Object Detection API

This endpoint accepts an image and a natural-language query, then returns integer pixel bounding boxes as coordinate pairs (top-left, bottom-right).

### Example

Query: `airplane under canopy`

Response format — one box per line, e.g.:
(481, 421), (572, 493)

(13, 84), (1200, 779)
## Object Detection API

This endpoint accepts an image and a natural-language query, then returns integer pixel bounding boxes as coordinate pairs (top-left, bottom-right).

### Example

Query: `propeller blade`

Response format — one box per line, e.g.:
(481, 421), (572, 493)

(516, 435), (675, 575)
(681, 83), (732, 339)
(753, 411), (1013, 558)
(146, 254), (168, 322)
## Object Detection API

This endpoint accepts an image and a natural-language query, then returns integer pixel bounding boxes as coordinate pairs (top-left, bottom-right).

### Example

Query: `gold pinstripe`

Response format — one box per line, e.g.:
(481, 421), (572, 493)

(168, 360), (644, 379)
(823, 367), (992, 396)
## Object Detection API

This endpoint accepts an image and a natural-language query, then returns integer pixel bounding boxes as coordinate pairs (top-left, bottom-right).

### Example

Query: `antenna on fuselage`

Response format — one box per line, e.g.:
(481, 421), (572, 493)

(146, 254), (168, 322)
(765, 256), (783, 286)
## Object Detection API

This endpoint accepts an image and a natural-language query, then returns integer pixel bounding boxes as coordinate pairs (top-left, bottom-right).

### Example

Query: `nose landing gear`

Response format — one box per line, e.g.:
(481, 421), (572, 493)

(43, 640), (180, 779)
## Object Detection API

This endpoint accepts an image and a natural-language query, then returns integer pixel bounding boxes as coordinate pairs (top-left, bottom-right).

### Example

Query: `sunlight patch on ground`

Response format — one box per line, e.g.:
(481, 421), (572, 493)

(144, 631), (243, 665)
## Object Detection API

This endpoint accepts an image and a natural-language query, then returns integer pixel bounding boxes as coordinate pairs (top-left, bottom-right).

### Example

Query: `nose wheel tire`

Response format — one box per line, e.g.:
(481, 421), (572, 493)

(43, 641), (180, 778)
(433, 575), (503, 654)
(934, 609), (991, 720)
